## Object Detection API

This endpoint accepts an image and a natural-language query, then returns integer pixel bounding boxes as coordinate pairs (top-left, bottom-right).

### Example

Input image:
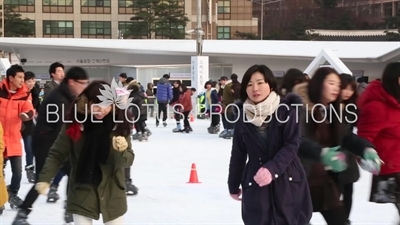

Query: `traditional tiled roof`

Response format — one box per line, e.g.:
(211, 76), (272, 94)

(306, 29), (399, 41)
(313, 35), (392, 41)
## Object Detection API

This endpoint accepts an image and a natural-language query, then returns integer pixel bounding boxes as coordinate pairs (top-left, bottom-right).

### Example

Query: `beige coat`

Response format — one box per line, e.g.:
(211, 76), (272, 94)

(0, 122), (8, 206)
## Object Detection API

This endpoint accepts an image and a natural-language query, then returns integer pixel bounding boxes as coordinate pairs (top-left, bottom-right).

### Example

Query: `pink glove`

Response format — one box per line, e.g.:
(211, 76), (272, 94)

(253, 167), (272, 187)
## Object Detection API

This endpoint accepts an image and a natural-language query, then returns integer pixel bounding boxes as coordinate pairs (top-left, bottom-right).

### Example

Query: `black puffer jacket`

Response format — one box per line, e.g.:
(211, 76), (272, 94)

(129, 85), (147, 120)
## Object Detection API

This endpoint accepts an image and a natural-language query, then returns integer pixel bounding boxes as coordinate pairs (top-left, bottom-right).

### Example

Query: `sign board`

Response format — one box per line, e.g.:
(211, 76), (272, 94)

(169, 73), (191, 79)
(351, 70), (364, 77)
(0, 58), (11, 76)
(273, 71), (285, 77)
(23, 58), (112, 66)
(191, 56), (209, 93)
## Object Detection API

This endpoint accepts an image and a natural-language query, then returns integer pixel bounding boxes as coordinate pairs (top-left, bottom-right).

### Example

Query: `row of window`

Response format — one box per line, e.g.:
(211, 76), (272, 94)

(4, 0), (185, 7)
(32, 20), (232, 39)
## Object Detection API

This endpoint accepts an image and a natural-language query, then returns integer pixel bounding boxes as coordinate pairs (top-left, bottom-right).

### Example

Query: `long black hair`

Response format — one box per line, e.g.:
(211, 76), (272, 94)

(240, 64), (281, 102)
(340, 73), (358, 105)
(307, 67), (343, 143)
(67, 80), (132, 136)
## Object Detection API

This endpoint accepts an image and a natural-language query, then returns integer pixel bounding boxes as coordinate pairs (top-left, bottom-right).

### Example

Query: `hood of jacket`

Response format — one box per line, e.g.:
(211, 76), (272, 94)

(158, 77), (169, 84)
(127, 80), (140, 90)
(358, 80), (400, 110)
(221, 80), (232, 89)
(292, 82), (313, 110)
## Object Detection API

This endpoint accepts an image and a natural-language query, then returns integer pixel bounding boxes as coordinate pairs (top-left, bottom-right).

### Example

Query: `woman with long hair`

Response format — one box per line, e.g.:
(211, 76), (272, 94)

(338, 73), (360, 225)
(228, 64), (312, 225)
(358, 62), (400, 224)
(293, 67), (381, 225)
(35, 81), (135, 225)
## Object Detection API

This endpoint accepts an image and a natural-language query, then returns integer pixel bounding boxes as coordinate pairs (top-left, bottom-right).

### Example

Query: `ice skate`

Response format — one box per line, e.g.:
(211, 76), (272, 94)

(125, 180), (139, 196)
(0, 205), (4, 215)
(163, 121), (167, 127)
(7, 186), (23, 209)
(172, 124), (183, 133)
(132, 132), (140, 140)
(137, 132), (143, 142)
(64, 211), (73, 224)
(183, 126), (191, 133)
(222, 129), (233, 139)
(64, 201), (74, 224)
(12, 208), (30, 225)
(219, 130), (228, 138)
(145, 128), (152, 136)
(8, 192), (23, 209)
(207, 125), (219, 134)
(142, 133), (148, 141)
(47, 185), (59, 203)
(25, 165), (35, 183)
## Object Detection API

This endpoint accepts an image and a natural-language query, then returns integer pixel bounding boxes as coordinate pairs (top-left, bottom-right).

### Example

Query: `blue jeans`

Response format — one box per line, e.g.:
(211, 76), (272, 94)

(52, 170), (66, 187)
(23, 135), (34, 166)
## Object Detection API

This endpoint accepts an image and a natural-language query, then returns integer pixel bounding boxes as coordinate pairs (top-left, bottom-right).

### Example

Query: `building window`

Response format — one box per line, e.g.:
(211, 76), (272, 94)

(155, 22), (185, 39)
(383, 2), (393, 17)
(118, 0), (133, 7)
(43, 20), (74, 38)
(119, 21), (149, 38)
(217, 0), (231, 20)
(81, 21), (111, 38)
(81, 0), (111, 14)
(81, 0), (110, 6)
(4, 0), (34, 5)
(118, 0), (134, 14)
(43, 0), (73, 13)
(43, 0), (73, 5)
(28, 20), (36, 37)
(217, 26), (231, 39)
(4, 0), (35, 12)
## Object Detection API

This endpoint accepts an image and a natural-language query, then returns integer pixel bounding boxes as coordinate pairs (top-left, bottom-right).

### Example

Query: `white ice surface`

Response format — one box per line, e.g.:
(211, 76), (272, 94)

(0, 119), (397, 224)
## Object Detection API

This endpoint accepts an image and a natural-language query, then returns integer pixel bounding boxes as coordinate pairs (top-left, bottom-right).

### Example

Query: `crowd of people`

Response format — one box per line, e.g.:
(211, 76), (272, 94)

(228, 63), (400, 225)
(0, 60), (398, 225)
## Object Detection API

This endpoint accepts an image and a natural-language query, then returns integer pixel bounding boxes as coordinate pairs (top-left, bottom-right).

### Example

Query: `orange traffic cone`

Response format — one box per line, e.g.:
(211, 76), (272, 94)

(189, 113), (194, 122)
(187, 163), (201, 183)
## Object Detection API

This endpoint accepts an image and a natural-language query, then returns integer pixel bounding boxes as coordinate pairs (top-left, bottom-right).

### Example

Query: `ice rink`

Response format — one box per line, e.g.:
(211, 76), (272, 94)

(0, 119), (397, 224)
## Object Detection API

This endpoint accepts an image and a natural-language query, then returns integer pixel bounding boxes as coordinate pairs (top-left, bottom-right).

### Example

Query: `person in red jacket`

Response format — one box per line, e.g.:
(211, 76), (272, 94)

(177, 84), (194, 133)
(357, 62), (400, 220)
(0, 64), (34, 210)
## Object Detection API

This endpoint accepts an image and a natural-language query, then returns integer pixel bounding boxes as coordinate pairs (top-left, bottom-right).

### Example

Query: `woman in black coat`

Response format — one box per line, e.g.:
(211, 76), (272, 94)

(228, 64), (312, 225)
(293, 67), (381, 225)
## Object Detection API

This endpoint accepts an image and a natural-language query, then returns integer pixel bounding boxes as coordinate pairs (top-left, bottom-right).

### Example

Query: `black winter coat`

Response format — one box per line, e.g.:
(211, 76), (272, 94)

(228, 94), (312, 225)
(32, 82), (75, 157)
(129, 90), (147, 120)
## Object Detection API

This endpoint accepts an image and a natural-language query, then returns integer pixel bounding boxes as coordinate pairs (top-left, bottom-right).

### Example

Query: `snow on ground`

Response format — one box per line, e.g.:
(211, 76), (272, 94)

(0, 118), (397, 224)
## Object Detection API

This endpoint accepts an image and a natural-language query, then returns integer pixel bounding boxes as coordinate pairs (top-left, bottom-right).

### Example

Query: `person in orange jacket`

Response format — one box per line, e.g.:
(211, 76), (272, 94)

(0, 121), (8, 215)
(0, 64), (34, 209)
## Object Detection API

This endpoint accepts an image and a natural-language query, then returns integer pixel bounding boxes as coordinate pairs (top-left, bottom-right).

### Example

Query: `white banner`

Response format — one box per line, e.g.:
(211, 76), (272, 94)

(191, 56), (209, 93)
